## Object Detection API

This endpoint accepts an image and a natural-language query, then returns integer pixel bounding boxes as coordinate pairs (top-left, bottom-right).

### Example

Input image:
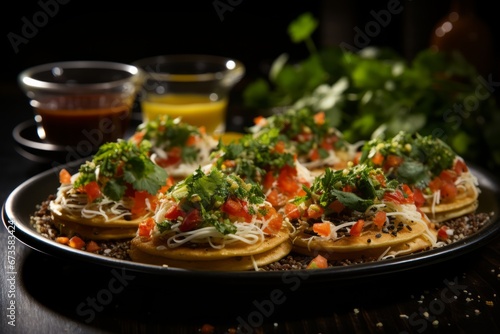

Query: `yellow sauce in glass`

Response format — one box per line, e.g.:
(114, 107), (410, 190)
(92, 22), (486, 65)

(141, 94), (227, 134)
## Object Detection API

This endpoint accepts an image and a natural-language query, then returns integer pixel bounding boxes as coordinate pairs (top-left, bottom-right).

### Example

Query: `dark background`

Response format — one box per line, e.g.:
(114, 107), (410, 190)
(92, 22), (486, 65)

(2, 0), (499, 86)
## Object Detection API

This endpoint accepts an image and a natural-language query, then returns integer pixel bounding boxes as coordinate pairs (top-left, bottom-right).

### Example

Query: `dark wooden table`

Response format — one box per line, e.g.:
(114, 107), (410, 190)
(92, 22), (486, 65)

(1, 85), (499, 334)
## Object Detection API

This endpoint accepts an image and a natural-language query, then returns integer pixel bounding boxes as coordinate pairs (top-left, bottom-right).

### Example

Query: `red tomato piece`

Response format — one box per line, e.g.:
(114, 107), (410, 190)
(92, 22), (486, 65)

(373, 211), (387, 228)
(277, 165), (299, 194)
(454, 159), (468, 175)
(313, 222), (331, 237)
(84, 181), (101, 203)
(284, 202), (301, 220)
(329, 200), (345, 214)
(263, 207), (283, 234)
(59, 169), (72, 184)
(179, 209), (202, 232)
(138, 217), (155, 237)
(440, 182), (458, 202)
(306, 254), (328, 269)
(350, 219), (365, 237)
(413, 188), (426, 208)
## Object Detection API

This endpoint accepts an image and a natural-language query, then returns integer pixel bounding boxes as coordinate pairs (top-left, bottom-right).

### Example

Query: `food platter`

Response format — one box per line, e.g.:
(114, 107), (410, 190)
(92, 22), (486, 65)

(2, 162), (499, 283)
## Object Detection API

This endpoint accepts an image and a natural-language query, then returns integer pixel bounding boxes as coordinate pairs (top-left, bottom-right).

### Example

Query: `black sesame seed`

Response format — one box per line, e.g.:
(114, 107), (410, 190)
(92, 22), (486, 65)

(376, 233), (382, 238)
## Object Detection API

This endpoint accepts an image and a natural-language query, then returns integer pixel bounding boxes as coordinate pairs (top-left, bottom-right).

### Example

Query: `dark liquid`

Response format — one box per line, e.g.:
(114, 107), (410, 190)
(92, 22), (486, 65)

(36, 95), (131, 148)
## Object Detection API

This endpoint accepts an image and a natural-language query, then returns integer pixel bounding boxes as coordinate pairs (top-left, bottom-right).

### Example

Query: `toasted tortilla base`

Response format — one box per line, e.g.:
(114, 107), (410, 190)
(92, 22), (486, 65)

(130, 226), (290, 261)
(129, 239), (292, 271)
(51, 212), (145, 240)
(293, 234), (434, 260)
(291, 218), (428, 253)
(422, 201), (479, 224)
(420, 176), (479, 223)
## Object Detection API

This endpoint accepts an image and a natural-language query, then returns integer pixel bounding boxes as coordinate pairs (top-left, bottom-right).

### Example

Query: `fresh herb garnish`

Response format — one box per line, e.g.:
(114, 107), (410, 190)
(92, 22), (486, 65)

(73, 140), (168, 201)
(211, 128), (296, 182)
(131, 115), (204, 163)
(359, 131), (456, 188)
(295, 165), (398, 212)
(242, 12), (500, 172)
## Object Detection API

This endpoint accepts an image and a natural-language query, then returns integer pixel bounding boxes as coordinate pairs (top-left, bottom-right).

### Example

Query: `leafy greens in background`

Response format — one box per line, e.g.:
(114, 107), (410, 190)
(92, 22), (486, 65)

(243, 12), (500, 171)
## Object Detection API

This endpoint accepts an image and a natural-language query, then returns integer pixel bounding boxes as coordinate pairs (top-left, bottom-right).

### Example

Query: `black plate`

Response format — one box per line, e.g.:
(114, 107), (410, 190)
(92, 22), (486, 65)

(2, 164), (499, 284)
(12, 113), (144, 164)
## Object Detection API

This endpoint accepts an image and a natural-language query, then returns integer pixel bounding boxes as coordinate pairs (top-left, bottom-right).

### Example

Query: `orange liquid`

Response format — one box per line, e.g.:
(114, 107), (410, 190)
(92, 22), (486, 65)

(36, 95), (131, 147)
(141, 94), (227, 134)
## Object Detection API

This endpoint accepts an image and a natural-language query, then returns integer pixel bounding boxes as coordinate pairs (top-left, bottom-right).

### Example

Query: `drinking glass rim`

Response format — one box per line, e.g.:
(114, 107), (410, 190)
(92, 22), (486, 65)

(18, 60), (142, 91)
(133, 54), (245, 82)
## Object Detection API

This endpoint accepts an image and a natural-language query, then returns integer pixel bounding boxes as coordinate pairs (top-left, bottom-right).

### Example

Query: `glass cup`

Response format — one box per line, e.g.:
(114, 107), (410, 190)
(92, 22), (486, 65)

(18, 61), (143, 149)
(133, 54), (245, 134)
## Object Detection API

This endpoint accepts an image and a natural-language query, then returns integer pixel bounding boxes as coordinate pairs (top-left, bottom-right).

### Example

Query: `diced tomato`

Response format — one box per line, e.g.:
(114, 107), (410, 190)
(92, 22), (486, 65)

(437, 225), (450, 240)
(313, 111), (325, 125)
(84, 181), (101, 203)
(130, 131), (145, 144)
(284, 202), (301, 220)
(439, 170), (457, 184)
(309, 148), (320, 161)
(320, 136), (335, 151)
(428, 177), (443, 193)
(164, 204), (184, 220)
(454, 159), (468, 175)
(306, 254), (328, 269)
(131, 190), (155, 216)
(86, 240), (101, 253)
(263, 207), (283, 234)
(371, 151), (384, 166)
(373, 211), (387, 228)
(186, 135), (199, 146)
(342, 185), (354, 193)
(223, 160), (237, 169)
(55, 236), (69, 245)
(440, 182), (458, 202)
(222, 198), (252, 222)
(277, 165), (299, 194)
(262, 171), (275, 190)
(413, 188), (426, 208)
(313, 222), (331, 237)
(329, 200), (345, 214)
(402, 184), (414, 203)
(138, 217), (155, 237)
(307, 204), (324, 219)
(179, 209), (202, 232)
(254, 115), (267, 126)
(273, 141), (286, 154)
(384, 154), (403, 170)
(383, 188), (413, 205)
(374, 173), (386, 187)
(350, 219), (365, 237)
(266, 188), (280, 208)
(156, 147), (182, 167)
(68, 236), (86, 249)
(59, 169), (72, 184)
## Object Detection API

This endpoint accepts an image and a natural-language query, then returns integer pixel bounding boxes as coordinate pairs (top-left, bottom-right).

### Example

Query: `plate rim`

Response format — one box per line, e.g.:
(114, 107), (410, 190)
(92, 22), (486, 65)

(3, 163), (499, 282)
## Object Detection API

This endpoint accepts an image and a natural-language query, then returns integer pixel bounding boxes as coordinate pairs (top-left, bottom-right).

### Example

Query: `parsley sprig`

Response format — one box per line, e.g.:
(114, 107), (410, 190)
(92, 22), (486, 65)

(74, 140), (168, 201)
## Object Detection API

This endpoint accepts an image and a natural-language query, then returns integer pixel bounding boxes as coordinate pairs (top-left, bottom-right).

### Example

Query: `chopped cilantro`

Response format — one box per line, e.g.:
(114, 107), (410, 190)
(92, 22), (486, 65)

(73, 140), (168, 201)
(294, 165), (400, 212)
(359, 131), (456, 188)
